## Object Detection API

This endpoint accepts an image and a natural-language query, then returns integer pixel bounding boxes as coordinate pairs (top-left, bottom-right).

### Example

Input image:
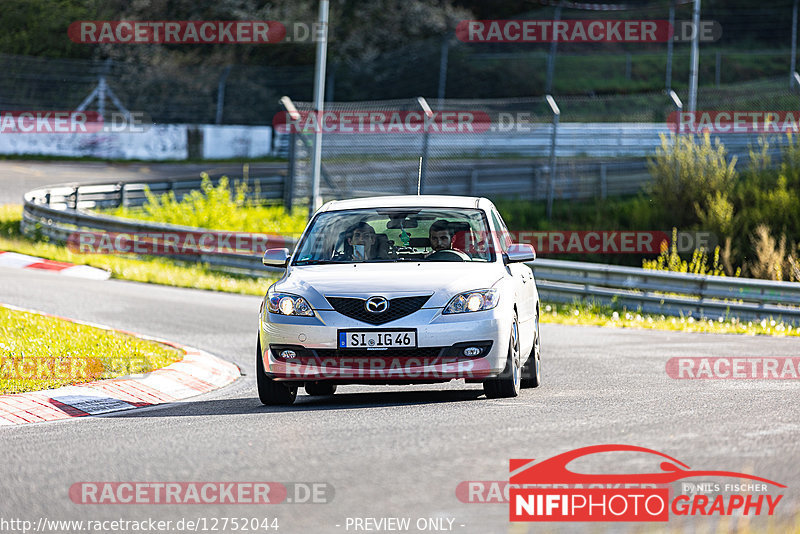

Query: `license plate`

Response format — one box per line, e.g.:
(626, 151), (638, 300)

(338, 329), (417, 349)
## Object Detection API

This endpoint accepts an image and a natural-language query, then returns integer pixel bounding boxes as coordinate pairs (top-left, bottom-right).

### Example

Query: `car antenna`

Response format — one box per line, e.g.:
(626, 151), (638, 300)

(417, 156), (422, 195)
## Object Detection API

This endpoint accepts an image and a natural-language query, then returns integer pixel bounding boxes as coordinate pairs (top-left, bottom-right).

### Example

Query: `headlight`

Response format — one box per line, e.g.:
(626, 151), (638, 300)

(443, 289), (499, 314)
(267, 292), (314, 316)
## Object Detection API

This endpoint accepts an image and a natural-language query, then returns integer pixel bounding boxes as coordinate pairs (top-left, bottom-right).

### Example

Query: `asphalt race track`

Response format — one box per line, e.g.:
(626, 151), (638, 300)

(1, 264), (799, 533)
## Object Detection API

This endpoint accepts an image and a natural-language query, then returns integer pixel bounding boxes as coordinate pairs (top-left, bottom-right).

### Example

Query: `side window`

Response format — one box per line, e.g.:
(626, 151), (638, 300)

(499, 217), (513, 249)
(490, 210), (512, 253)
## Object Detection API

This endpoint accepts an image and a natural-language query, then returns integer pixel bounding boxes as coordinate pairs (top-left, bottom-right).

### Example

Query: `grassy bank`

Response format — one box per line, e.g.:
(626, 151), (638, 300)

(543, 301), (798, 337)
(0, 205), (275, 295)
(8, 171), (799, 338)
(0, 306), (184, 394)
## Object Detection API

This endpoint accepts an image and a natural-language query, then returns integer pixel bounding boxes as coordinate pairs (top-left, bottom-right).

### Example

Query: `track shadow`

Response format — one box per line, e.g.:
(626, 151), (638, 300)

(111, 388), (486, 418)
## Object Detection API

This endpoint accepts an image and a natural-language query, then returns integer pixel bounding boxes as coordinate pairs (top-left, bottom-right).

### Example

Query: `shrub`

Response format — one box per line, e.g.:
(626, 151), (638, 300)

(643, 228), (729, 276)
(647, 132), (738, 229)
(106, 174), (308, 235)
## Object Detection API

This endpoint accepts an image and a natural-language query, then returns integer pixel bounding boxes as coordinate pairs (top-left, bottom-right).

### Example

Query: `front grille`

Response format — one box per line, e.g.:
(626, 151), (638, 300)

(313, 347), (444, 359)
(325, 295), (431, 325)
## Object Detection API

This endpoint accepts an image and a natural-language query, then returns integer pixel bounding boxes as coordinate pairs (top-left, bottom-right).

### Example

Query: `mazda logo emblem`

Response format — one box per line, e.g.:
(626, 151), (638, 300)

(365, 296), (389, 314)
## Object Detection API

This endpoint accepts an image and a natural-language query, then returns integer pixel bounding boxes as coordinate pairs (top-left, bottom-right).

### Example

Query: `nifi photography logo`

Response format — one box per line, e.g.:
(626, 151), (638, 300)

(508, 444), (785, 522)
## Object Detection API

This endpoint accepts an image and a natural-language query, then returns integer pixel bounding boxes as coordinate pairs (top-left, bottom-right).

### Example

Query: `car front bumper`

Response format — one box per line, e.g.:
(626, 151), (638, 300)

(259, 307), (511, 383)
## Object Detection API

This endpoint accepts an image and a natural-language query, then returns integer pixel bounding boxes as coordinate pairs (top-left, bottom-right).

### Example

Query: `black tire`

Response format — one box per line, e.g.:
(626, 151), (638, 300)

(484, 312), (521, 399)
(305, 382), (337, 396)
(521, 309), (541, 389)
(256, 337), (297, 405)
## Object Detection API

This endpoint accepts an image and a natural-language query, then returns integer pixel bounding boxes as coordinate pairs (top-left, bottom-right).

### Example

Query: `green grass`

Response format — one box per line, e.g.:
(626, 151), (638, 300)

(541, 301), (799, 337)
(0, 306), (184, 394)
(0, 204), (276, 295)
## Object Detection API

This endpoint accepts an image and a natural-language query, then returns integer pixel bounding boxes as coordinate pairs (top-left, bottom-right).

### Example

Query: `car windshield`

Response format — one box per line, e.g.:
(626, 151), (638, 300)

(292, 207), (496, 265)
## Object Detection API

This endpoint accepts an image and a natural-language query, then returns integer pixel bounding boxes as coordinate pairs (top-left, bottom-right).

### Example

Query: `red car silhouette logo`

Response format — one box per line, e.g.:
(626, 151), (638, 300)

(510, 444), (785, 487)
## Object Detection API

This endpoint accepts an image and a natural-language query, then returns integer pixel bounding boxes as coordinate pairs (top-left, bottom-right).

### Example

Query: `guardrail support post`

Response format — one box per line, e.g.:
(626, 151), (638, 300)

(545, 95), (560, 220)
(669, 90), (684, 179)
(417, 97), (434, 195)
(284, 132), (296, 211)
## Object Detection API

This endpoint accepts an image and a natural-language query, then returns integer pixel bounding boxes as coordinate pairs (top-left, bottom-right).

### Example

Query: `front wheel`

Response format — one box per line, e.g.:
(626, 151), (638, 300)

(484, 313), (521, 399)
(256, 337), (297, 405)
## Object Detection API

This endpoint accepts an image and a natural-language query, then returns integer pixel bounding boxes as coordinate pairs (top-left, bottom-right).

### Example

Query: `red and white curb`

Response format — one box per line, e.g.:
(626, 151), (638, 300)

(0, 250), (110, 280)
(0, 304), (241, 426)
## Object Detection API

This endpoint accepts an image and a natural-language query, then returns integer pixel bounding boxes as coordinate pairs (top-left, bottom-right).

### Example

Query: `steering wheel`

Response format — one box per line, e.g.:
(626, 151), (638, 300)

(426, 249), (470, 262)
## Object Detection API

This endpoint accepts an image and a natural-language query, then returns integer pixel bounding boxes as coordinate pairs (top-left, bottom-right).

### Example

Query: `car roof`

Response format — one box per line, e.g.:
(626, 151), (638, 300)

(319, 195), (491, 212)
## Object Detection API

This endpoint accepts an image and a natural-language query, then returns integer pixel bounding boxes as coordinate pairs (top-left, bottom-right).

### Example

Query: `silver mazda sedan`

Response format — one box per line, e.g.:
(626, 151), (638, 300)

(257, 195), (540, 405)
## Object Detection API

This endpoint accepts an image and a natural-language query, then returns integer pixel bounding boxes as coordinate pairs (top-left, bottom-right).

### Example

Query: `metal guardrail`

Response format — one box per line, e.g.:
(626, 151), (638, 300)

(22, 181), (800, 323)
(273, 124), (793, 159)
(311, 160), (652, 201)
(532, 259), (800, 323)
(276, 121), (789, 201)
(25, 174), (288, 211)
(22, 176), (294, 273)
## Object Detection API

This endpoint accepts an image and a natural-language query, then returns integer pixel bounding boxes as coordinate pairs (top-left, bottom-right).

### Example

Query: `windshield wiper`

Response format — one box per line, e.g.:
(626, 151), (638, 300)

(293, 259), (344, 266)
(295, 258), (407, 265)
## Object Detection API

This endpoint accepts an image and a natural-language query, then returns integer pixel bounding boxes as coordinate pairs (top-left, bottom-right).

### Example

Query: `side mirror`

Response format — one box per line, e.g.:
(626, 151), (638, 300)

(505, 243), (536, 263)
(262, 248), (290, 267)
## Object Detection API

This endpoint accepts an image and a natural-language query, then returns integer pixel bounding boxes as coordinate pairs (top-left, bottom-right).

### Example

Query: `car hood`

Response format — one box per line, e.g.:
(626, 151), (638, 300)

(273, 262), (505, 309)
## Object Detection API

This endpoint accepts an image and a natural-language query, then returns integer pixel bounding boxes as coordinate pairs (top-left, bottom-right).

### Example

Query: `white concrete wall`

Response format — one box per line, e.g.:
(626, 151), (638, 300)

(0, 124), (189, 160)
(0, 123), (274, 160)
(200, 124), (272, 159)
